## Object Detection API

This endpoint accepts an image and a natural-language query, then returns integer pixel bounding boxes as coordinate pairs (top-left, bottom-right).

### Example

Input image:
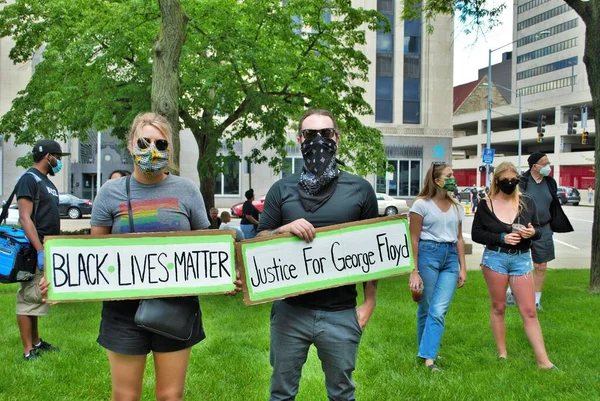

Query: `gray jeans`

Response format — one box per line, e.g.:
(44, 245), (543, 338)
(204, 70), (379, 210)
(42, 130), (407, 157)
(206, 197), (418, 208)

(269, 301), (363, 401)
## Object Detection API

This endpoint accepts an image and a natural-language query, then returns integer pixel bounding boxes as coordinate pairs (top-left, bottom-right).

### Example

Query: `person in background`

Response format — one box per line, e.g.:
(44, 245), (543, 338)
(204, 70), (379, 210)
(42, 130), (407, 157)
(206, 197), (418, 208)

(589, 185), (593, 204)
(505, 152), (573, 310)
(409, 162), (467, 372)
(470, 184), (479, 213)
(219, 211), (244, 241)
(471, 161), (555, 369)
(208, 207), (222, 229)
(239, 189), (260, 239)
(15, 139), (67, 360)
(109, 170), (131, 180)
(257, 109), (378, 400)
(453, 186), (460, 202)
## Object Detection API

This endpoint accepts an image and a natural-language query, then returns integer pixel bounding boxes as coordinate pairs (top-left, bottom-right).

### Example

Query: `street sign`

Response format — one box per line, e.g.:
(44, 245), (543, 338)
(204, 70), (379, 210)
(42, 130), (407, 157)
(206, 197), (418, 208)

(482, 148), (495, 164)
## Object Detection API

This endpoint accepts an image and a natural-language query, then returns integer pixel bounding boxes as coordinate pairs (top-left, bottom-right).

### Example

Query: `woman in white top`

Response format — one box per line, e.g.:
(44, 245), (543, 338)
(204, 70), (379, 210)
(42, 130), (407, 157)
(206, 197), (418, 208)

(409, 162), (467, 372)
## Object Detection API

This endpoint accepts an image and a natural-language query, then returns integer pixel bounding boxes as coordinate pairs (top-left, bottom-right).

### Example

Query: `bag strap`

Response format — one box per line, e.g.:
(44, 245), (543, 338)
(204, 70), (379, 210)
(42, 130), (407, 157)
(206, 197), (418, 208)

(126, 175), (135, 233)
(1, 171), (41, 224)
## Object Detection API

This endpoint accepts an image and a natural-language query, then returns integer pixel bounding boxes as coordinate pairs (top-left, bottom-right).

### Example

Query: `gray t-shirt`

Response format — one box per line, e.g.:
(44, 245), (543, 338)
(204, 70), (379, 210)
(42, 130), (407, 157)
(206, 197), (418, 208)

(219, 222), (245, 241)
(525, 175), (552, 225)
(91, 174), (210, 233)
(410, 198), (464, 243)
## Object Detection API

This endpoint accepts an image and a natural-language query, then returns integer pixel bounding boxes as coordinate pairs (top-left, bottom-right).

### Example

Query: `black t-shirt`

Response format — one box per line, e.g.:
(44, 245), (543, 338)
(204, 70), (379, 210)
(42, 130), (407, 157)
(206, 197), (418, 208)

(470, 188), (479, 203)
(208, 217), (222, 229)
(241, 201), (259, 225)
(471, 196), (541, 252)
(14, 168), (60, 242)
(258, 171), (378, 311)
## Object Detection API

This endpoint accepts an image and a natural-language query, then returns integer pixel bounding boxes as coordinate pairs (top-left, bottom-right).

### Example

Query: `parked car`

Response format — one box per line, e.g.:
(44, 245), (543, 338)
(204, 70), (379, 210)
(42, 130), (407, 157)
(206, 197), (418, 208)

(59, 193), (93, 219)
(1, 204), (20, 225)
(457, 188), (474, 202)
(556, 187), (580, 206)
(231, 194), (266, 218)
(376, 193), (409, 216)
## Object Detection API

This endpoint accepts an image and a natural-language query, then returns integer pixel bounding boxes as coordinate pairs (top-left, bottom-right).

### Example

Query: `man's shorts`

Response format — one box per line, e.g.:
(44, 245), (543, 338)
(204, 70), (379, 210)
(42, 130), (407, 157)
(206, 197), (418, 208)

(531, 224), (555, 264)
(16, 272), (49, 316)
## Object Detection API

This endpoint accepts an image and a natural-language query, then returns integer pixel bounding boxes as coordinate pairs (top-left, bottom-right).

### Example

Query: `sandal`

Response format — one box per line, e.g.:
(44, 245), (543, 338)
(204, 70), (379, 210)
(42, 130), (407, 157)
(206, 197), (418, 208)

(426, 363), (442, 372)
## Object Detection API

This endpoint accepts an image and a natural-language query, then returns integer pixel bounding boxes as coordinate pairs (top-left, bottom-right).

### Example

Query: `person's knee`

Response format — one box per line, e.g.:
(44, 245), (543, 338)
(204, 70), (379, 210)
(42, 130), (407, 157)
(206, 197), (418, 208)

(519, 307), (537, 320)
(533, 263), (547, 272)
(491, 301), (506, 316)
(112, 389), (142, 401)
(155, 388), (184, 401)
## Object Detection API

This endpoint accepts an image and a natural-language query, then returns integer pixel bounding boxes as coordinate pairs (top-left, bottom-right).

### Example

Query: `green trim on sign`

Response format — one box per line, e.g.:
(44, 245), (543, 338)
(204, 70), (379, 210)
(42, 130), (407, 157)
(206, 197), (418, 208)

(46, 234), (234, 249)
(241, 219), (413, 302)
(47, 283), (235, 302)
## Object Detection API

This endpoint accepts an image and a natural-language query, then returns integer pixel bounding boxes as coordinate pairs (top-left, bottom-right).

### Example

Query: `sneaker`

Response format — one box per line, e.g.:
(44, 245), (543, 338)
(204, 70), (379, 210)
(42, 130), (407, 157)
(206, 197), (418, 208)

(34, 339), (60, 353)
(506, 292), (516, 306)
(536, 303), (544, 311)
(24, 348), (41, 361)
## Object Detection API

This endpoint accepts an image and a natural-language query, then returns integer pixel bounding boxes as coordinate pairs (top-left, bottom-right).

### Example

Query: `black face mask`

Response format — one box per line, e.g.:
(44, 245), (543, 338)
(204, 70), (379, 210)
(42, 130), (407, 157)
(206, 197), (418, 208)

(497, 179), (519, 195)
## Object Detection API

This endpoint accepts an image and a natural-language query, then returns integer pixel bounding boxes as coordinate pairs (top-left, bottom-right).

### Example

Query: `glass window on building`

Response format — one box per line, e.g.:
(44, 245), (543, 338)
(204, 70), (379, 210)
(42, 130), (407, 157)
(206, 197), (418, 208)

(215, 157), (240, 195)
(282, 156), (304, 178)
(378, 159), (422, 197)
(403, 19), (421, 124)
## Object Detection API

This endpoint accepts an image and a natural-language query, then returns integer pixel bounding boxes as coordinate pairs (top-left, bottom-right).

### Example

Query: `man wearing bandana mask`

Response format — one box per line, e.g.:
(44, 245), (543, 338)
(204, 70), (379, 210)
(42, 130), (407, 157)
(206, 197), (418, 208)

(257, 110), (378, 401)
(13, 139), (68, 360)
(505, 152), (573, 311)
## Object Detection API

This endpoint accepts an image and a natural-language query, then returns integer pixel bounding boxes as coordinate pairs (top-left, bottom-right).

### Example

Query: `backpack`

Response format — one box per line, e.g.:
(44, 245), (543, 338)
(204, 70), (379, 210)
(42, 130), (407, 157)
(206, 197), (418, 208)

(0, 172), (41, 283)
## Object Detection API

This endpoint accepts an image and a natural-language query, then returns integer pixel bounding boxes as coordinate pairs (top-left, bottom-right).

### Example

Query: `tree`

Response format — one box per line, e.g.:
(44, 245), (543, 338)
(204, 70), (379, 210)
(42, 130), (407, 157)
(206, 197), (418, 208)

(0, 0), (387, 207)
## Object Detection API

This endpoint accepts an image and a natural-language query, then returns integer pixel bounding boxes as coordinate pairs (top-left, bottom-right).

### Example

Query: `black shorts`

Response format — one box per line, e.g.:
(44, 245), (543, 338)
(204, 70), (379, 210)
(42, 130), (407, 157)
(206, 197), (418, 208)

(97, 298), (205, 355)
(531, 224), (555, 264)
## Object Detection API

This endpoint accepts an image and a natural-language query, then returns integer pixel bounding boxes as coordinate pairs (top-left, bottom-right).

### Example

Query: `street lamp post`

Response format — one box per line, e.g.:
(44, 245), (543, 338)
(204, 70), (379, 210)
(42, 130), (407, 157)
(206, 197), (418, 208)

(486, 31), (550, 186)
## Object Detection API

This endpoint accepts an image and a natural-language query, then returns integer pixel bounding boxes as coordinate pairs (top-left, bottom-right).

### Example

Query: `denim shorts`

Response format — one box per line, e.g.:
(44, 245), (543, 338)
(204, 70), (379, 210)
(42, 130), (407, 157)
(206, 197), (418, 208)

(481, 248), (532, 276)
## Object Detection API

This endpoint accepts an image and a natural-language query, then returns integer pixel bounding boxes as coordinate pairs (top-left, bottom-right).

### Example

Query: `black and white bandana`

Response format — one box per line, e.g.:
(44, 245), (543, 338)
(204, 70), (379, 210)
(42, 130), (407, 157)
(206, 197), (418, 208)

(298, 136), (340, 212)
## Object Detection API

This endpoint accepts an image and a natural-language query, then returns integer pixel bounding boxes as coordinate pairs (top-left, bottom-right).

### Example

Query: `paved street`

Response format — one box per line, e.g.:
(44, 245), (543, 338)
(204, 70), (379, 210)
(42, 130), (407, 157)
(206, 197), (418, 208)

(461, 204), (593, 270)
(61, 205), (594, 271)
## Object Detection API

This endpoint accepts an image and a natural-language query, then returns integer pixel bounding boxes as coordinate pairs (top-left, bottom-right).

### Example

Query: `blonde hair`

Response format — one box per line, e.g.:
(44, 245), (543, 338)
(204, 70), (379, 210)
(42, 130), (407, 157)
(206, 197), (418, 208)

(416, 162), (459, 207)
(129, 112), (177, 171)
(490, 161), (526, 212)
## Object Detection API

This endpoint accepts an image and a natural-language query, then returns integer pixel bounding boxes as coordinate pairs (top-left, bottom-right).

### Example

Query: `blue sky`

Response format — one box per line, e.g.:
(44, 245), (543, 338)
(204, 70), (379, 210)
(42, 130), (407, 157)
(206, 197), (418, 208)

(453, 1), (514, 86)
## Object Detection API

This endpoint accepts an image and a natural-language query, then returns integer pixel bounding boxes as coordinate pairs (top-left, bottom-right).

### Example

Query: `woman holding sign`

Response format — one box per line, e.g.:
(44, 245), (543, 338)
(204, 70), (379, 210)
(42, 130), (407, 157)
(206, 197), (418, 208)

(471, 161), (555, 369)
(408, 162), (467, 372)
(90, 113), (212, 400)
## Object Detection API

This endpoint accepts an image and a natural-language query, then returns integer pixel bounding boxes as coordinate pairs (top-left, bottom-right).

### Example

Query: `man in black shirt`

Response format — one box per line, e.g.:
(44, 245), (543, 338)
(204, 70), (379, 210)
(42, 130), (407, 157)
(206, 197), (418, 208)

(15, 139), (68, 360)
(257, 110), (378, 401)
(208, 207), (221, 229)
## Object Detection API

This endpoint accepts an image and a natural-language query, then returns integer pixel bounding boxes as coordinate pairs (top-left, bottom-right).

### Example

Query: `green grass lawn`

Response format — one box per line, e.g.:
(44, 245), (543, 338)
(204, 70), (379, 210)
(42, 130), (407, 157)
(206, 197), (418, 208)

(0, 269), (598, 401)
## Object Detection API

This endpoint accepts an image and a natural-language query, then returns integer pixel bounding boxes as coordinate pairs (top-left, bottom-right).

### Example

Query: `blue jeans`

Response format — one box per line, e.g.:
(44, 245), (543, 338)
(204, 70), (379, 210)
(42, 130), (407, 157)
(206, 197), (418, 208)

(240, 223), (257, 239)
(416, 240), (459, 360)
(269, 301), (362, 401)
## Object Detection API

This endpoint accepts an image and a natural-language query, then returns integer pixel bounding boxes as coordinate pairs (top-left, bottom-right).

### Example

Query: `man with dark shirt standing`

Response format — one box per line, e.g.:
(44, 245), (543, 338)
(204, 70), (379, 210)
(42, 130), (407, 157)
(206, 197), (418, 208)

(15, 139), (67, 360)
(506, 152), (573, 310)
(208, 207), (222, 229)
(257, 110), (378, 401)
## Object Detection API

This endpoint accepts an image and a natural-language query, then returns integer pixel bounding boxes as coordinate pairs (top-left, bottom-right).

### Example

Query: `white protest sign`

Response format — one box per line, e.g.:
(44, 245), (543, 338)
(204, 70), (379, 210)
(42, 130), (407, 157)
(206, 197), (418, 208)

(237, 216), (413, 305)
(45, 231), (236, 302)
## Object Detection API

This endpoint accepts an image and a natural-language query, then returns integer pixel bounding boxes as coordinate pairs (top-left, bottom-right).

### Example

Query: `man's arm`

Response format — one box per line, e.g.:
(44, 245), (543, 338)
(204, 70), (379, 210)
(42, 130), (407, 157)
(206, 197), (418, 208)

(18, 198), (43, 252)
(356, 280), (377, 330)
(256, 219), (316, 242)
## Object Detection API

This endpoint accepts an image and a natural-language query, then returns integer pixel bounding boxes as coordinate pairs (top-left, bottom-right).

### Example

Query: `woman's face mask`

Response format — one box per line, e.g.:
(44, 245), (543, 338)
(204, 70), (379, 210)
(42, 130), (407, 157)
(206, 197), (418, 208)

(497, 178), (519, 195)
(438, 177), (456, 192)
(132, 142), (169, 177)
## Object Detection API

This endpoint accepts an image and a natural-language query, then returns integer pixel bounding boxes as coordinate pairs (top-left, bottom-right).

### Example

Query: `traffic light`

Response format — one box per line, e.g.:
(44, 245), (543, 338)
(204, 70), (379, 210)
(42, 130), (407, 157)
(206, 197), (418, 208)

(582, 130), (589, 145)
(537, 114), (546, 143)
(567, 114), (578, 135)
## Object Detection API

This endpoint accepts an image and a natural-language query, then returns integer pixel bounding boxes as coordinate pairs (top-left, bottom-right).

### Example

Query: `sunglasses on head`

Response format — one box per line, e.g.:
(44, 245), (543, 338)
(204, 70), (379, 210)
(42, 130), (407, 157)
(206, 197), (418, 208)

(137, 137), (169, 151)
(300, 128), (337, 140)
(431, 161), (446, 178)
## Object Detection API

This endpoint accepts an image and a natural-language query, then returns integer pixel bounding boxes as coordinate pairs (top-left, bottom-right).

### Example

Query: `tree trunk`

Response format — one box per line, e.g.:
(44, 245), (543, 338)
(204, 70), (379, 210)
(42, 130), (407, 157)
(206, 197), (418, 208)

(152, 0), (188, 172)
(583, 17), (600, 291)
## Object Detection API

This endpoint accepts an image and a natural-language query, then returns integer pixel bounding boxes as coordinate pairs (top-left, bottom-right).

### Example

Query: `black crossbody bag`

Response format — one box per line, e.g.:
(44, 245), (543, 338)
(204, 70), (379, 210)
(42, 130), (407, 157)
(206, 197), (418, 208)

(126, 176), (199, 341)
